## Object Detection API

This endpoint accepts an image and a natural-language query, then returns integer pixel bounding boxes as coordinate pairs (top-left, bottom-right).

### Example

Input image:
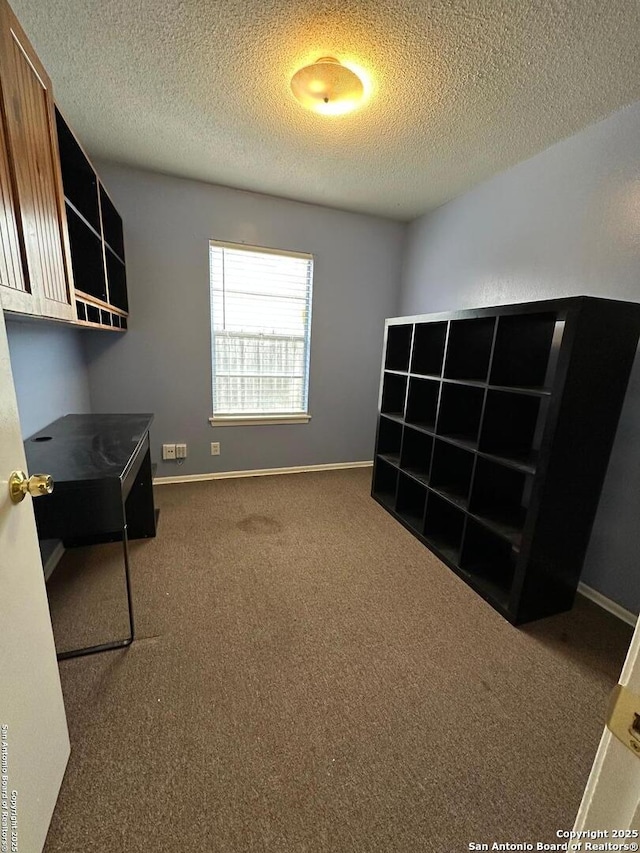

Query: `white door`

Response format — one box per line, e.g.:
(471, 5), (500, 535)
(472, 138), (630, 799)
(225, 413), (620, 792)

(572, 616), (640, 843)
(0, 305), (69, 851)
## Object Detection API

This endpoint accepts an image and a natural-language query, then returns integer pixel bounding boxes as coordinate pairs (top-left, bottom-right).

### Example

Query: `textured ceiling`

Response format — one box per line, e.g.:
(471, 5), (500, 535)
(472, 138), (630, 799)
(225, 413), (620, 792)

(11, 0), (640, 220)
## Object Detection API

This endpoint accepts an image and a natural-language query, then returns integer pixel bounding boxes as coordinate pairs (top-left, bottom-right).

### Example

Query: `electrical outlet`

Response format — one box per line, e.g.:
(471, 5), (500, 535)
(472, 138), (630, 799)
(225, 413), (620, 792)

(176, 443), (187, 459)
(210, 442), (220, 456)
(162, 443), (176, 460)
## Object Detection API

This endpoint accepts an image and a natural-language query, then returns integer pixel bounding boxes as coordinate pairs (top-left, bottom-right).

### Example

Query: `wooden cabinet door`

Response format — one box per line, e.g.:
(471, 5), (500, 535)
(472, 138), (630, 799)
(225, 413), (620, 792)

(0, 0), (74, 321)
(0, 91), (33, 313)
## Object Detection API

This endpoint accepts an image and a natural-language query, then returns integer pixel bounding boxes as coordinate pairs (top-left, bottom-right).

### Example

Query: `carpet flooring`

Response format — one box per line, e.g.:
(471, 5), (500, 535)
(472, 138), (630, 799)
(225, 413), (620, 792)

(43, 468), (632, 852)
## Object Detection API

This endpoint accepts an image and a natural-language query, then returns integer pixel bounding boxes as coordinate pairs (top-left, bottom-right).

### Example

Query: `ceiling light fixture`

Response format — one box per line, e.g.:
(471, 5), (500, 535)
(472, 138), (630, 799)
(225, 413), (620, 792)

(290, 57), (365, 116)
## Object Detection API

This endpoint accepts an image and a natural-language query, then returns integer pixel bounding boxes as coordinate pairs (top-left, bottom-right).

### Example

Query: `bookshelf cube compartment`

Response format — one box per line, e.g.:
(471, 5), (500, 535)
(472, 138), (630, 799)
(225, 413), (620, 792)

(385, 324), (412, 372)
(400, 426), (433, 484)
(460, 520), (516, 609)
(480, 390), (544, 471)
(377, 416), (403, 466)
(469, 457), (531, 548)
(411, 322), (447, 376)
(444, 317), (495, 381)
(424, 493), (465, 562)
(396, 473), (427, 532)
(381, 372), (407, 418)
(372, 459), (398, 510)
(430, 440), (474, 509)
(405, 377), (439, 431)
(436, 383), (484, 450)
(490, 312), (558, 389)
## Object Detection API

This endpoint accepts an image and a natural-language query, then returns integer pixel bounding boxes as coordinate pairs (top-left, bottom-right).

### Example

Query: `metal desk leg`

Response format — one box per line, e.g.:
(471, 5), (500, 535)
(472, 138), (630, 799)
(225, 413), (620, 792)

(56, 526), (135, 661)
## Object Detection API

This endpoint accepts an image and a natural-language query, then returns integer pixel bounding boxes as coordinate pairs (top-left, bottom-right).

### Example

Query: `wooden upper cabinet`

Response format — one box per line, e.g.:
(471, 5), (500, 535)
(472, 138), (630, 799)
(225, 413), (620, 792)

(0, 93), (31, 312)
(0, 0), (74, 320)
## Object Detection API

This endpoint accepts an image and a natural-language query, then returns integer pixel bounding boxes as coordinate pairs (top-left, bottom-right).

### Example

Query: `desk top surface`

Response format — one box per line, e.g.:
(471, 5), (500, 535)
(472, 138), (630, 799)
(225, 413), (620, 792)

(25, 414), (153, 482)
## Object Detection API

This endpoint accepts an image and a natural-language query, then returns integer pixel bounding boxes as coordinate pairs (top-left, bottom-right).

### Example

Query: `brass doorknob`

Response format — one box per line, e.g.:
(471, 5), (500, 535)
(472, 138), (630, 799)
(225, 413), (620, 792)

(9, 471), (54, 504)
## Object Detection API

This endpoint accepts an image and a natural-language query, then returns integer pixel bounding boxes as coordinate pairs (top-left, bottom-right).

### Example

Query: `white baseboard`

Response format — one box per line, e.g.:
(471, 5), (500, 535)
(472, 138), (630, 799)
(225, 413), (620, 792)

(578, 582), (637, 627)
(154, 460), (373, 486)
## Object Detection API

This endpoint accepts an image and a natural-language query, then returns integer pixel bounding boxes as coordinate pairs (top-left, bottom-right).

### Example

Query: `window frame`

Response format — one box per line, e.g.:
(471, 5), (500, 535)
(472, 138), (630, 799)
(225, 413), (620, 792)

(208, 239), (314, 427)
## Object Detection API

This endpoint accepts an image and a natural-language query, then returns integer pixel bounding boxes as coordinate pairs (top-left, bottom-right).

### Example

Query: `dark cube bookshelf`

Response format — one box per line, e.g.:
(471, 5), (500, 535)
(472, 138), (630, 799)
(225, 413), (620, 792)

(371, 296), (640, 624)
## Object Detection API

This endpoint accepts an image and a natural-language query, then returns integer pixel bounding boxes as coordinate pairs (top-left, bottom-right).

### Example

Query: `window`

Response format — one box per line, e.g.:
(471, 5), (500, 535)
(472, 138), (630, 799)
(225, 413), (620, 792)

(209, 241), (314, 425)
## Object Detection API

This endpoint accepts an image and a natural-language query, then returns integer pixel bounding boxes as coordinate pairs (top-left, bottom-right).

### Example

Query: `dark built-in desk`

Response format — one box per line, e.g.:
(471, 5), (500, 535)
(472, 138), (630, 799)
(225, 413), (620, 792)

(25, 414), (158, 660)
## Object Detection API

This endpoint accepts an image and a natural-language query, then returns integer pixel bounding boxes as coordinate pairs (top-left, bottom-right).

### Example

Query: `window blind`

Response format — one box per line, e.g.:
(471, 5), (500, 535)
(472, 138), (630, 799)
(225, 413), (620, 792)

(209, 241), (314, 417)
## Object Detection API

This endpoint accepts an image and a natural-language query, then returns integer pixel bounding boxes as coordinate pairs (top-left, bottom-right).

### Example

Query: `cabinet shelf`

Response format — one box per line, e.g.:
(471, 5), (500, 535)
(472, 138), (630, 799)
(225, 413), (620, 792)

(478, 448), (537, 475)
(489, 384), (551, 398)
(65, 204), (107, 302)
(442, 377), (487, 389)
(380, 412), (404, 426)
(374, 298), (640, 623)
(435, 433), (479, 453)
(377, 454), (400, 467)
(64, 196), (102, 242)
(429, 485), (468, 512)
(469, 512), (523, 551)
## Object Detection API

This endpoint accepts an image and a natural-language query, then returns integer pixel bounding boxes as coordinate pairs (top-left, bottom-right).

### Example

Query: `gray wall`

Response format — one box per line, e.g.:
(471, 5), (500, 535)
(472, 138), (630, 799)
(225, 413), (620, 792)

(400, 101), (640, 613)
(84, 164), (405, 478)
(6, 319), (92, 438)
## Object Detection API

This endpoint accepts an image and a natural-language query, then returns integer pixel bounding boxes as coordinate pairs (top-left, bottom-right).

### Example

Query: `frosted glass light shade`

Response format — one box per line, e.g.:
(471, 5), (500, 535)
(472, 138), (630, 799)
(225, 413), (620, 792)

(290, 57), (365, 115)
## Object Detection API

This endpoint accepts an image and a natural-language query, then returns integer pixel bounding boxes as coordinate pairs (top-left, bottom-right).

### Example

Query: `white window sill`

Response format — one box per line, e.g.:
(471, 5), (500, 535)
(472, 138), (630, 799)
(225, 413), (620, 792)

(209, 414), (311, 427)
